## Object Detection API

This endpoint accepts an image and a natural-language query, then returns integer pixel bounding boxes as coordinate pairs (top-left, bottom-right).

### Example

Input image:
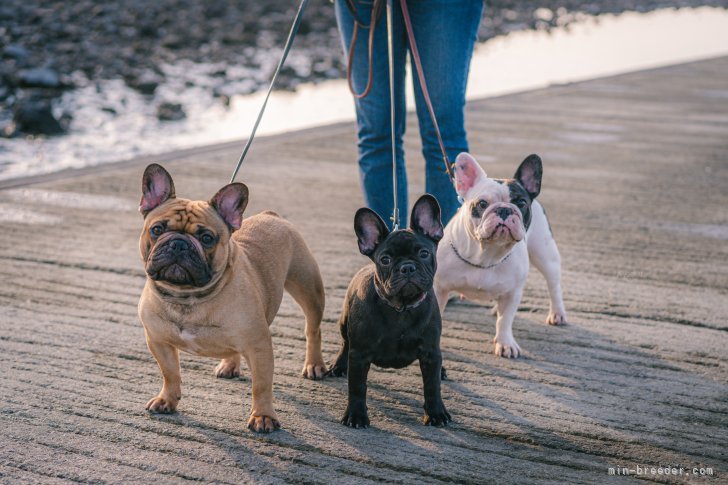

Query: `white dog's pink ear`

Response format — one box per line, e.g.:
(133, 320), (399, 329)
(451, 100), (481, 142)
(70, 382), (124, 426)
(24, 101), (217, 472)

(140, 164), (176, 217)
(210, 183), (249, 231)
(453, 152), (487, 198)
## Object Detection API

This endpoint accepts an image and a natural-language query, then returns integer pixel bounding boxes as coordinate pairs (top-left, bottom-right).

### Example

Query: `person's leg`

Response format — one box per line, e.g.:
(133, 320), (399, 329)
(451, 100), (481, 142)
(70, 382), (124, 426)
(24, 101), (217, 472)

(406, 0), (483, 225)
(335, 0), (408, 228)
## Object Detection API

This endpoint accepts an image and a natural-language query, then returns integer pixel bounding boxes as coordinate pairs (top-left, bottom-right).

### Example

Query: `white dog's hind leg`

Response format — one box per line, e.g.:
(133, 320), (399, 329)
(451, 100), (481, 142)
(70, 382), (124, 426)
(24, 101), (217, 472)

(527, 204), (567, 325)
(435, 284), (451, 315)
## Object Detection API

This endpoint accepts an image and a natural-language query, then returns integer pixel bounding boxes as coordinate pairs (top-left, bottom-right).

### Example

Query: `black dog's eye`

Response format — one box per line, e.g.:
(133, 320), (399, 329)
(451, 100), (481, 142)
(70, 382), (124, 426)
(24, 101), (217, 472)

(380, 255), (392, 266)
(199, 233), (215, 247)
(478, 200), (488, 210)
(150, 224), (164, 237)
(514, 199), (527, 208)
(419, 249), (430, 259)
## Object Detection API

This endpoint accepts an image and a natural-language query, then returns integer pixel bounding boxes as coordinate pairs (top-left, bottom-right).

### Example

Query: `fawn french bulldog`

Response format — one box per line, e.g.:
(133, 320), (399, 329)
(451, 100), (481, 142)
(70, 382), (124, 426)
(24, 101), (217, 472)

(137, 164), (326, 433)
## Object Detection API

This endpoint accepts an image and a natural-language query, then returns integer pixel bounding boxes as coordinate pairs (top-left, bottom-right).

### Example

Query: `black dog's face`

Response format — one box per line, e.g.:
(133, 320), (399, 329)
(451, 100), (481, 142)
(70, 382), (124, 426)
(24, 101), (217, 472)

(355, 194), (444, 305)
(372, 231), (437, 301)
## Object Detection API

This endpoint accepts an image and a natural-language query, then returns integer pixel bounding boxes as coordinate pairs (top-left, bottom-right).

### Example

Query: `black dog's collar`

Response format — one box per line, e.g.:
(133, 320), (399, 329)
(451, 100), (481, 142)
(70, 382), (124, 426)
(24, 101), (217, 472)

(374, 283), (427, 313)
(450, 240), (512, 270)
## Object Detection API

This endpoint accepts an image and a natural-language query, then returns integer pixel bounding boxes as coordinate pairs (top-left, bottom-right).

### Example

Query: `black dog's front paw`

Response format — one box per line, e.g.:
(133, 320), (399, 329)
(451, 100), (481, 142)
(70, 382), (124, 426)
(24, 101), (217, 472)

(326, 362), (347, 377)
(341, 406), (369, 429)
(423, 403), (451, 427)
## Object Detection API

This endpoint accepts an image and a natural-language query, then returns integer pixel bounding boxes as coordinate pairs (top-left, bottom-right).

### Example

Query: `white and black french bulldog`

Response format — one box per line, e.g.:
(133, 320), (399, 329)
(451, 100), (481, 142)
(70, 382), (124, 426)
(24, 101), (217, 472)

(434, 153), (567, 358)
(328, 195), (451, 428)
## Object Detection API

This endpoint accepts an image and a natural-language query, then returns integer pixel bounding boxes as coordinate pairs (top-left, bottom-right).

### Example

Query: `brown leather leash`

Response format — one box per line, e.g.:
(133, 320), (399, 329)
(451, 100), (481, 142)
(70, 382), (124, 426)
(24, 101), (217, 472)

(344, 0), (456, 183)
(345, 0), (384, 99)
(399, 0), (455, 182)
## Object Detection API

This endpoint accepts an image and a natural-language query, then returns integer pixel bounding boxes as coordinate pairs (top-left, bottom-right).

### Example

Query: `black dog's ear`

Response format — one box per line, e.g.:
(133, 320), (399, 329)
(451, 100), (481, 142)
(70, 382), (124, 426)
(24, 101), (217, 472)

(354, 208), (390, 257)
(410, 194), (444, 242)
(140, 164), (176, 217)
(514, 154), (543, 199)
(210, 183), (249, 231)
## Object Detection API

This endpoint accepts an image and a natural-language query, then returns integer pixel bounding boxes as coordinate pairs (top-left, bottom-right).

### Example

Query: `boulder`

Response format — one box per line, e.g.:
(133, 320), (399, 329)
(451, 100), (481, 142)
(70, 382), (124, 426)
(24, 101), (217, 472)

(18, 67), (61, 88)
(125, 70), (162, 95)
(13, 98), (65, 135)
(156, 102), (186, 121)
(3, 44), (30, 63)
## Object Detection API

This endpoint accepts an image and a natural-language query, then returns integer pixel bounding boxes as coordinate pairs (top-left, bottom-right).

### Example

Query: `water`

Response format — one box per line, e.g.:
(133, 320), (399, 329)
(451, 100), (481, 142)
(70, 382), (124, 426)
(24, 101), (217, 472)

(1, 6), (727, 181)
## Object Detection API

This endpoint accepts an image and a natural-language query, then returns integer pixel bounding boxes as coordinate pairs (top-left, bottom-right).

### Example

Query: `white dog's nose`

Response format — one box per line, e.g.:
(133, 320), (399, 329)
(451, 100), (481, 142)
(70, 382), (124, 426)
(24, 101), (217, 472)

(495, 207), (512, 220)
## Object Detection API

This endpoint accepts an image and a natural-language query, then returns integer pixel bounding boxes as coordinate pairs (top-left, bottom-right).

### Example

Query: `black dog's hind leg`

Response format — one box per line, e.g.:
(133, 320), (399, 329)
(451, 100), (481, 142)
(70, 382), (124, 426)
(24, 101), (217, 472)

(419, 350), (451, 427)
(327, 318), (349, 377)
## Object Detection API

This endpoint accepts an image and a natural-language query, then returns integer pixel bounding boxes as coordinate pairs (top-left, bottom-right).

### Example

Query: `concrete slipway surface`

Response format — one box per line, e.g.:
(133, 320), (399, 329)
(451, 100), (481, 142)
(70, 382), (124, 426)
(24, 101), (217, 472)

(0, 56), (726, 484)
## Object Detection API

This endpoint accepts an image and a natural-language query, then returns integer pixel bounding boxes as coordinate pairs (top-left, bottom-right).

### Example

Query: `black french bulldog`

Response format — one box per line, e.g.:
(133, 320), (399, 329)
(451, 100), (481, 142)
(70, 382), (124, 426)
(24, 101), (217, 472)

(328, 194), (451, 428)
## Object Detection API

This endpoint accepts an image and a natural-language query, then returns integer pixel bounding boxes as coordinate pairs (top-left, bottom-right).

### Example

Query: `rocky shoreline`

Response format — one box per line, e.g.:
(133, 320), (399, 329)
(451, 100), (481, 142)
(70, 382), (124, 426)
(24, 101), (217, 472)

(1, 0), (727, 138)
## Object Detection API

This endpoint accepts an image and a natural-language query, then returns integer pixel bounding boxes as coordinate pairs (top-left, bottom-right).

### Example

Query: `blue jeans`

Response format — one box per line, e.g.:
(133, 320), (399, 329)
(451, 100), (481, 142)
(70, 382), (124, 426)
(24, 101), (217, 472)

(335, 0), (483, 228)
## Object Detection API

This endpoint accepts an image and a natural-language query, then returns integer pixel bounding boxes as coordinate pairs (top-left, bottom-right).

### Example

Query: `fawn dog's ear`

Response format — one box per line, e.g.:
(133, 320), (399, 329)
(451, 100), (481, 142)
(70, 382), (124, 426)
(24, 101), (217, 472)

(140, 164), (176, 217)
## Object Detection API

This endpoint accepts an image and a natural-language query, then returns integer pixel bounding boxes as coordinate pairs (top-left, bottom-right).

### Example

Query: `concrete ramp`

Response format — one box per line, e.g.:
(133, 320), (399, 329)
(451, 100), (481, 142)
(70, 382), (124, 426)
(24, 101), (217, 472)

(1, 57), (726, 483)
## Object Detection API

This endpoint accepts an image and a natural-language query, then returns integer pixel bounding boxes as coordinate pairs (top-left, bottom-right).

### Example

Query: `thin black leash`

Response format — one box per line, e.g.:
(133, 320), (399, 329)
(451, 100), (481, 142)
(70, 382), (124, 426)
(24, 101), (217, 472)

(230, 0), (310, 184)
(385, 0), (399, 230)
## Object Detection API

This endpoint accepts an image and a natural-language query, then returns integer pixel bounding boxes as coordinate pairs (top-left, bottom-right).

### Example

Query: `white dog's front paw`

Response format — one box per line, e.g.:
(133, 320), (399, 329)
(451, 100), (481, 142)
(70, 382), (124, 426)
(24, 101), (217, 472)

(546, 310), (567, 326)
(493, 334), (521, 358)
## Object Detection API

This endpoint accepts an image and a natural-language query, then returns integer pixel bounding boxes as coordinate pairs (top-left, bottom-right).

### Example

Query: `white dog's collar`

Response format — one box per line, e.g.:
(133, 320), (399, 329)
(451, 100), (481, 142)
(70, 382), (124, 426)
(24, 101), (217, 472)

(449, 240), (512, 270)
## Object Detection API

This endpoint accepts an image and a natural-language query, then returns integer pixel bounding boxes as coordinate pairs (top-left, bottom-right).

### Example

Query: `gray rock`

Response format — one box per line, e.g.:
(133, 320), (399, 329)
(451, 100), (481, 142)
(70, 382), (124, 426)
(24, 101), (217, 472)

(156, 102), (186, 121)
(13, 98), (65, 135)
(0, 120), (18, 138)
(3, 44), (29, 61)
(126, 70), (162, 95)
(18, 67), (61, 88)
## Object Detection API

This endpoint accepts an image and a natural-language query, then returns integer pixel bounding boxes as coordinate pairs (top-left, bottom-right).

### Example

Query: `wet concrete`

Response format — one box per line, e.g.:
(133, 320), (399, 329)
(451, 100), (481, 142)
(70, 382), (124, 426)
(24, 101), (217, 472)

(0, 57), (726, 483)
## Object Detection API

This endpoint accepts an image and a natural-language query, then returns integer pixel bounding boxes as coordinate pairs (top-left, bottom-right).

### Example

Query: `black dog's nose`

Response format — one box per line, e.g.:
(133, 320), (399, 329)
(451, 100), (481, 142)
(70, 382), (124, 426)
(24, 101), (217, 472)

(496, 207), (512, 220)
(169, 238), (191, 254)
(399, 262), (416, 275)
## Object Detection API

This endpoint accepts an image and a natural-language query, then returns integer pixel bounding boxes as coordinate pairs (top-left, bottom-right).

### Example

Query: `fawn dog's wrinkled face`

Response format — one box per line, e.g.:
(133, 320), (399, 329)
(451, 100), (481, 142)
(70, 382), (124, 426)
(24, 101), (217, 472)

(354, 195), (444, 304)
(453, 152), (543, 245)
(138, 164), (248, 291)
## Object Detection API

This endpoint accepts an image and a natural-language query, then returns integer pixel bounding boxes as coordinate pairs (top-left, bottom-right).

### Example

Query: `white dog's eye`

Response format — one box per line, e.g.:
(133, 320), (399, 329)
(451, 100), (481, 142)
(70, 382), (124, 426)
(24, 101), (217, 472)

(478, 200), (488, 209)
(419, 249), (430, 259)
(380, 255), (392, 266)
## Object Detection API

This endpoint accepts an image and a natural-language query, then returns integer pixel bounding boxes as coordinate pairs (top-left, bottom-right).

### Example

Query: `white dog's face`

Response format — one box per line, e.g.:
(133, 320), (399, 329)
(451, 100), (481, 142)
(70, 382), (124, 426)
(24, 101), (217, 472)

(453, 153), (543, 245)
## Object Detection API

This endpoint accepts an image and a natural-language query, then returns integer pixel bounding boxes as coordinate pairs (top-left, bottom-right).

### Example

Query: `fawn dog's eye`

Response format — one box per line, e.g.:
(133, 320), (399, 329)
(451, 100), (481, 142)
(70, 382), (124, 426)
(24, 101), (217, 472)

(199, 232), (216, 247)
(150, 224), (164, 237)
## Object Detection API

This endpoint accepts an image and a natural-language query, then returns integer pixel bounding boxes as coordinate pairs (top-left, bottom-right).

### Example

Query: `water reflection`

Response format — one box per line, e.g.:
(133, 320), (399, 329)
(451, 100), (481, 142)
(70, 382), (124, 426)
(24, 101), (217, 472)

(1, 6), (727, 181)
